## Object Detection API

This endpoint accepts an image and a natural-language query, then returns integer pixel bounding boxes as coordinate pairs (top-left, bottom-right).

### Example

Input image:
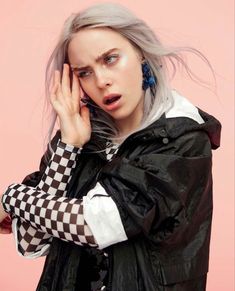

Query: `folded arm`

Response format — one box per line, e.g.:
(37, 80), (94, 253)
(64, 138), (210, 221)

(2, 130), (212, 253)
(2, 137), (126, 252)
(11, 138), (85, 257)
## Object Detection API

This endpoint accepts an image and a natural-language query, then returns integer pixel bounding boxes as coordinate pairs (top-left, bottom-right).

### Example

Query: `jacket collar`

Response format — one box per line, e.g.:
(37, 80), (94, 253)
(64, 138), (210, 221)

(163, 108), (221, 149)
(111, 108), (221, 152)
(84, 108), (221, 155)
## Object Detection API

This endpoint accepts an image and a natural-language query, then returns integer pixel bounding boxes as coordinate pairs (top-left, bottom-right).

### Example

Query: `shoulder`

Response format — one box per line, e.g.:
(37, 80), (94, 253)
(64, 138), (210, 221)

(162, 90), (221, 150)
(138, 90), (218, 156)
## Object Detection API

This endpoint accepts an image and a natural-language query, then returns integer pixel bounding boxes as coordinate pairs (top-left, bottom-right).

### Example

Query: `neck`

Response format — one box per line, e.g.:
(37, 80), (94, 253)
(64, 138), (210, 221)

(115, 107), (144, 139)
(112, 93), (145, 143)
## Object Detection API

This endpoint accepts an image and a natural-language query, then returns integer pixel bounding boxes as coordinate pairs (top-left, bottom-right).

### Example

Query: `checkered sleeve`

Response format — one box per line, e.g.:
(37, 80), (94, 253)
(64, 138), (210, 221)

(37, 139), (82, 196)
(13, 139), (84, 257)
(2, 183), (98, 247)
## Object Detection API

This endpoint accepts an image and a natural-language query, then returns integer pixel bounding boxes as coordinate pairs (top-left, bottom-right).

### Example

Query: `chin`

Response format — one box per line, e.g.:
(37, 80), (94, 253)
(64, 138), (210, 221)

(109, 109), (131, 120)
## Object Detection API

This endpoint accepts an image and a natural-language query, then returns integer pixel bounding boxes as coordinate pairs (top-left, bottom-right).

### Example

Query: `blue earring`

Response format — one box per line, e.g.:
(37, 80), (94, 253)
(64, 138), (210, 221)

(141, 61), (157, 91)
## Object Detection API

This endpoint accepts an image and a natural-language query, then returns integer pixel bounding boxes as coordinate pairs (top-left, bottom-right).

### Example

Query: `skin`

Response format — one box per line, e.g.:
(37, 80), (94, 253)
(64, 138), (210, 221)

(0, 202), (11, 234)
(0, 27), (145, 232)
(68, 27), (145, 137)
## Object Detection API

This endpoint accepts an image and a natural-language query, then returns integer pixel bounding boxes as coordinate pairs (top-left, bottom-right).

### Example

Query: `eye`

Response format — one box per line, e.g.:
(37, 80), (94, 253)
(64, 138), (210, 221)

(76, 70), (92, 79)
(104, 54), (119, 65)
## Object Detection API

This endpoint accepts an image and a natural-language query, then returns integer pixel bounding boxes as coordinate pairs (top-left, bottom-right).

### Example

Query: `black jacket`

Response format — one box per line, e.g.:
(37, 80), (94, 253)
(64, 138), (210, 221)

(22, 107), (221, 291)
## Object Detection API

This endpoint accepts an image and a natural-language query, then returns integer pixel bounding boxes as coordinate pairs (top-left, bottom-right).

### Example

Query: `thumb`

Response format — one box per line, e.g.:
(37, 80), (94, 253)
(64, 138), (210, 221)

(0, 226), (12, 234)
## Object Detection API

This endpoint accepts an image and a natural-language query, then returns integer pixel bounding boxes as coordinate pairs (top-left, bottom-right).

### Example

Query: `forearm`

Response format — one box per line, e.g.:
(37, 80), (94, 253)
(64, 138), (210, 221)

(37, 139), (81, 196)
(14, 139), (82, 256)
(2, 183), (97, 247)
(3, 138), (128, 252)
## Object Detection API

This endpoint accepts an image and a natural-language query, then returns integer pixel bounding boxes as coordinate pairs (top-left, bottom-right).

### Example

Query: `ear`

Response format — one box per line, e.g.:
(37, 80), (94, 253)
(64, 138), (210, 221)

(131, 43), (144, 62)
(137, 51), (144, 63)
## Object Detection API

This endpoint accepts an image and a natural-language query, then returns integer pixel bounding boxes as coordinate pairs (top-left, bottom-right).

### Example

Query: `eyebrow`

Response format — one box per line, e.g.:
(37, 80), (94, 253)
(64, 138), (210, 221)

(71, 48), (119, 71)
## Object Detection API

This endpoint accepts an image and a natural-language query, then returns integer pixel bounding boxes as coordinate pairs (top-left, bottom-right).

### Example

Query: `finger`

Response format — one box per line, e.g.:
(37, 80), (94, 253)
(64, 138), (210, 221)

(4, 216), (12, 223)
(72, 72), (80, 110)
(61, 63), (71, 97)
(50, 71), (60, 96)
(80, 106), (91, 126)
(0, 220), (12, 228)
(49, 83), (59, 106)
(50, 71), (63, 105)
(0, 224), (11, 230)
(54, 70), (61, 87)
(0, 226), (12, 234)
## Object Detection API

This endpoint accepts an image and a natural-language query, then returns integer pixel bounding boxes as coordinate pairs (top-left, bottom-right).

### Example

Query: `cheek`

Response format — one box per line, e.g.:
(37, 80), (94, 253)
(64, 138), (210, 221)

(117, 55), (142, 85)
(80, 80), (96, 97)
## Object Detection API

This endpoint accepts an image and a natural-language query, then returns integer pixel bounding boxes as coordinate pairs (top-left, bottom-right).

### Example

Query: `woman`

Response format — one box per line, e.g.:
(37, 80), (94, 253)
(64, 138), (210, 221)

(0, 3), (221, 291)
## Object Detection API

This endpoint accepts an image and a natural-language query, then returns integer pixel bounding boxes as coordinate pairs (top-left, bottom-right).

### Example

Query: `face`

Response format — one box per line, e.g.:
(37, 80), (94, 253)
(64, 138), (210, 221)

(67, 27), (145, 132)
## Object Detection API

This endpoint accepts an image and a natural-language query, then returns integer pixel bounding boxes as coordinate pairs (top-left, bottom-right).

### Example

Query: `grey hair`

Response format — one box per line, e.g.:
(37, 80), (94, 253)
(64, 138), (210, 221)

(43, 2), (217, 158)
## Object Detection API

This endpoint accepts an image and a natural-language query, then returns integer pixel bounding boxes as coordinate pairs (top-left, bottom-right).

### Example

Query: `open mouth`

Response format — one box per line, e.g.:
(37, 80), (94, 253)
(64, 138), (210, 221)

(104, 95), (121, 105)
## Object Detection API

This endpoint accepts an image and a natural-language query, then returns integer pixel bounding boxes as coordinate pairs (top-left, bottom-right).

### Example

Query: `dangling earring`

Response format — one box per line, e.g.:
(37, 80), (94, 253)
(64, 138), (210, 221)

(141, 60), (157, 91)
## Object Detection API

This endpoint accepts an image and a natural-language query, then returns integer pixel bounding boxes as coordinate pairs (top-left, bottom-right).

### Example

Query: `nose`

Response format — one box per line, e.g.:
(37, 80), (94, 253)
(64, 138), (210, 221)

(95, 68), (113, 89)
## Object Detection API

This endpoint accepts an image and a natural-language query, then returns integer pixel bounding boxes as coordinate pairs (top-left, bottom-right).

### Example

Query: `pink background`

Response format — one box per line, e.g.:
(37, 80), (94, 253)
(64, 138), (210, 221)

(0, 1), (234, 290)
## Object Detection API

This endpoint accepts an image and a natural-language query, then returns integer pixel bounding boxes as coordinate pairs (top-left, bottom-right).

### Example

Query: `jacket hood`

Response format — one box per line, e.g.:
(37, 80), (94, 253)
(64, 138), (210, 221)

(125, 89), (221, 150)
(163, 90), (222, 150)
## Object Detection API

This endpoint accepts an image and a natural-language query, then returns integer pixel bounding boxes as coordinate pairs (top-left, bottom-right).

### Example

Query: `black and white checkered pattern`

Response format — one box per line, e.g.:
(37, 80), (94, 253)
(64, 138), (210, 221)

(13, 139), (84, 256)
(16, 219), (53, 255)
(105, 142), (119, 161)
(3, 183), (97, 247)
(38, 139), (81, 196)
(2, 139), (120, 256)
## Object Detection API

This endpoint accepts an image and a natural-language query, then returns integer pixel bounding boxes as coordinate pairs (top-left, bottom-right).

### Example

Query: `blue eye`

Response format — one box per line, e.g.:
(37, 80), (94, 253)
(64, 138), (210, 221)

(77, 71), (91, 78)
(104, 55), (119, 64)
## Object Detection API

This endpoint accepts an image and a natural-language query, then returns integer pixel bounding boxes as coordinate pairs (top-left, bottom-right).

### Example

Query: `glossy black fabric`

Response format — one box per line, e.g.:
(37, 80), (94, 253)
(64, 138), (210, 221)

(21, 109), (221, 291)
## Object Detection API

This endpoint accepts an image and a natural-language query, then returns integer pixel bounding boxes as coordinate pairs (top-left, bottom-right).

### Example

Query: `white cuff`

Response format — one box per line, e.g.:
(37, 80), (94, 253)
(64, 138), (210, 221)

(83, 182), (128, 249)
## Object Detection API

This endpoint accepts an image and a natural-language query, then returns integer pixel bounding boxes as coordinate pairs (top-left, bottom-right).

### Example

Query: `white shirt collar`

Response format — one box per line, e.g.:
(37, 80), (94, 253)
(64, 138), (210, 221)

(165, 89), (205, 124)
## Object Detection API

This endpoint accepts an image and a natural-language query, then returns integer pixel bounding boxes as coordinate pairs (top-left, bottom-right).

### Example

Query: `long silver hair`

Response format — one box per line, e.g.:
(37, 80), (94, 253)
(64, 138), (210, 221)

(43, 2), (216, 157)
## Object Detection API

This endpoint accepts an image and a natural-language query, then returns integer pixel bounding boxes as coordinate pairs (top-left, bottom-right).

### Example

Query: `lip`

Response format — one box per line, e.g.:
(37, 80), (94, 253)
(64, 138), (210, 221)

(103, 93), (122, 111)
(103, 93), (122, 104)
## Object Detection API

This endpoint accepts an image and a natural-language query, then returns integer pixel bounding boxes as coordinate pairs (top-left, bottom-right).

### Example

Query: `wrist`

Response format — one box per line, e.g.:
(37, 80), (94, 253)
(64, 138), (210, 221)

(57, 139), (82, 155)
(61, 138), (83, 148)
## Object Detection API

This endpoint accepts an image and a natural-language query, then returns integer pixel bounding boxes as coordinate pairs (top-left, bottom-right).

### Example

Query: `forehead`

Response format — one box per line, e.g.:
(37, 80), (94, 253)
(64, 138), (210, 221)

(67, 27), (135, 65)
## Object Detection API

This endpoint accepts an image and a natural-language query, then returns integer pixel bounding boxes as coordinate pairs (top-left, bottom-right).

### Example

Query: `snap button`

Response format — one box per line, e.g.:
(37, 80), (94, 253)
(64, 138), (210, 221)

(162, 137), (169, 144)
(159, 129), (167, 137)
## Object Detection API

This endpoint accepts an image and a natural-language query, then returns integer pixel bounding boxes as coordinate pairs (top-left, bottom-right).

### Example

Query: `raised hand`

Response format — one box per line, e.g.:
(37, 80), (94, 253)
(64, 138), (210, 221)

(50, 63), (91, 148)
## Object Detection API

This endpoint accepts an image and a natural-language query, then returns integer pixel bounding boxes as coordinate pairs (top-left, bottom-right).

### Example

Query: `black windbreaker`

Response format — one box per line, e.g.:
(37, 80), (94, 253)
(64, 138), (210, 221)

(22, 108), (221, 291)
